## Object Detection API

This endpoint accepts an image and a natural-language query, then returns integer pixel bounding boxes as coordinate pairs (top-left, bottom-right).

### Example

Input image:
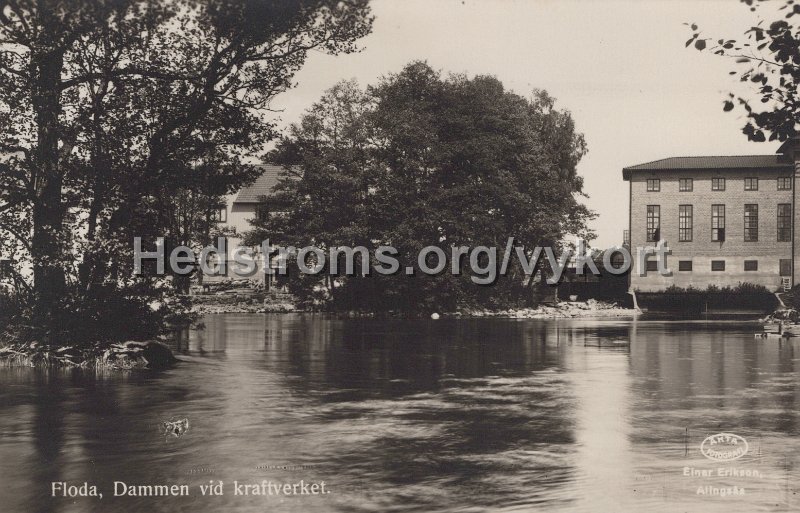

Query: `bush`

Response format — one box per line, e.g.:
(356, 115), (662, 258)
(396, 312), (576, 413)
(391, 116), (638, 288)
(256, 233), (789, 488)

(638, 282), (777, 312)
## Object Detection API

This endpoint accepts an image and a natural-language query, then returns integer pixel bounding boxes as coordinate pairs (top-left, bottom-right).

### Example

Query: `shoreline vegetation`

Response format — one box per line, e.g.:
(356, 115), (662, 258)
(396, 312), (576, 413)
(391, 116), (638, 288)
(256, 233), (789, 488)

(0, 340), (178, 370)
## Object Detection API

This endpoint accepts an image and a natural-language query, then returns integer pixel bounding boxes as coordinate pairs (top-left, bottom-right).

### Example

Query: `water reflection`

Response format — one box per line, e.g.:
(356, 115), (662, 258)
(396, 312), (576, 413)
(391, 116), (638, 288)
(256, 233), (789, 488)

(0, 315), (798, 512)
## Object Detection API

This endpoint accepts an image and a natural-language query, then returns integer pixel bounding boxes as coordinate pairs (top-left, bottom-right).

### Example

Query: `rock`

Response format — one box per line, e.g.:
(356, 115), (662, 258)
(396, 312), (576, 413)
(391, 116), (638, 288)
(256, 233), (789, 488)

(109, 340), (177, 369)
(431, 313), (440, 320)
(136, 341), (177, 369)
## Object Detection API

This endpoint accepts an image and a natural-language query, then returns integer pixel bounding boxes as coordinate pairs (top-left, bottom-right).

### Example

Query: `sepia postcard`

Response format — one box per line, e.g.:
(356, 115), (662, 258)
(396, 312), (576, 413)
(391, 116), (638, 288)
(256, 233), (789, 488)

(0, 0), (798, 512)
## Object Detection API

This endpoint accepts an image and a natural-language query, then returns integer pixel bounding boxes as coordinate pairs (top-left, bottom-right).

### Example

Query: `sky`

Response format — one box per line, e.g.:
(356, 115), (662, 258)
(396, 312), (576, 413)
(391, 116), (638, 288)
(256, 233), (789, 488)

(268, 0), (782, 249)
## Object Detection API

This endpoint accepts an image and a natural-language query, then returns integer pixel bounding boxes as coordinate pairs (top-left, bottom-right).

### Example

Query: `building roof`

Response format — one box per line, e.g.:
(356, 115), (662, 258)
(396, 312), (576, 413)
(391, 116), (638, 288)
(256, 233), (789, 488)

(234, 164), (294, 204)
(622, 155), (792, 180)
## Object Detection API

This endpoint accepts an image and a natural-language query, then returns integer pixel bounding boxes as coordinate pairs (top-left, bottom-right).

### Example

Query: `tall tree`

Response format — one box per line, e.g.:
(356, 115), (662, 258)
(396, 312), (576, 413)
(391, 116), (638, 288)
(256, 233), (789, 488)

(248, 62), (593, 313)
(0, 0), (372, 343)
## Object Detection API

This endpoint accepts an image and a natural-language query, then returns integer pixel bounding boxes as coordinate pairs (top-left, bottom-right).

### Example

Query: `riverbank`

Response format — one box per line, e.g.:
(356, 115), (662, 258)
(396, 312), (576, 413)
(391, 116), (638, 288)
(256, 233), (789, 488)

(190, 296), (637, 319)
(0, 340), (177, 370)
(190, 285), (297, 315)
(453, 299), (638, 319)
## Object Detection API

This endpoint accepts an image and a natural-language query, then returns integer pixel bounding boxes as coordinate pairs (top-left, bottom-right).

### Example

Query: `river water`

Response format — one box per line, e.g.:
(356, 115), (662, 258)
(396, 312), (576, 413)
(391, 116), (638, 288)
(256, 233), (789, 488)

(0, 314), (798, 513)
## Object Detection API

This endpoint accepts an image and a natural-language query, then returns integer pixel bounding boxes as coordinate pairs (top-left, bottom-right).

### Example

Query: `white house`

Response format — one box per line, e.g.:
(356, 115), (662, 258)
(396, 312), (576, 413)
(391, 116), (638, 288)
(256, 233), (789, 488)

(209, 164), (293, 286)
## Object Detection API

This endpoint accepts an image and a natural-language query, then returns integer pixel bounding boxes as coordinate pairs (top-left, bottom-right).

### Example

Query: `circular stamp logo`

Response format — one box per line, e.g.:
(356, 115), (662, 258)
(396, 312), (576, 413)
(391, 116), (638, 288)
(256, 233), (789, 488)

(700, 433), (748, 462)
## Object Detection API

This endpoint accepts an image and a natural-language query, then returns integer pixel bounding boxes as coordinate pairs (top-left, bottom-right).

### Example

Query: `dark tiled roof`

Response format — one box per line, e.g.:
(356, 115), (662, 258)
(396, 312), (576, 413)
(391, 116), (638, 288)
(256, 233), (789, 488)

(234, 164), (294, 203)
(622, 155), (792, 180)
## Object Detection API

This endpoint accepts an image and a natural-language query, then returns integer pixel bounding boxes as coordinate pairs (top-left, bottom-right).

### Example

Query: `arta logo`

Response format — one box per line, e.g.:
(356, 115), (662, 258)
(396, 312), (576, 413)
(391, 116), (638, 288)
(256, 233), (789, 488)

(700, 433), (748, 462)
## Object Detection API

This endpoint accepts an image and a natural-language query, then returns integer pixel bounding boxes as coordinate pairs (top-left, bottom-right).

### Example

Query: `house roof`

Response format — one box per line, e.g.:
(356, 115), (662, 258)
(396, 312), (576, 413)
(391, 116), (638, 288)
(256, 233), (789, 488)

(234, 164), (294, 204)
(622, 155), (792, 180)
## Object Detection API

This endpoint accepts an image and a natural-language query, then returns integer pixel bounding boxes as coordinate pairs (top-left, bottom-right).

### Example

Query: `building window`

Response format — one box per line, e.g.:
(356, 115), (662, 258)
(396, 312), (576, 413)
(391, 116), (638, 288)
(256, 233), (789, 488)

(711, 260), (726, 271)
(678, 260), (692, 271)
(647, 178), (660, 192)
(711, 204), (725, 241)
(778, 177), (792, 190)
(679, 178), (693, 192)
(679, 205), (693, 241)
(781, 259), (792, 277)
(645, 259), (659, 272)
(255, 203), (269, 222)
(744, 260), (758, 271)
(211, 207), (227, 223)
(646, 205), (660, 242)
(744, 204), (758, 241)
(744, 177), (758, 191)
(712, 177), (725, 191)
(778, 203), (792, 242)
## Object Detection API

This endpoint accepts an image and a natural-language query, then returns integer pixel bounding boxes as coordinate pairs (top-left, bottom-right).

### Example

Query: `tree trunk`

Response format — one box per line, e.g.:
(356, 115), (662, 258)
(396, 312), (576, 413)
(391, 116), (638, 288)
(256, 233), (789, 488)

(30, 46), (66, 338)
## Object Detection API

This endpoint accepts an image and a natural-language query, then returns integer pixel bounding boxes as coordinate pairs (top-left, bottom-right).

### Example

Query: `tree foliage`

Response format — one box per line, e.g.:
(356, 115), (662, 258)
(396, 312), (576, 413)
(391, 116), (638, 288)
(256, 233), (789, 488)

(688, 0), (800, 142)
(247, 62), (593, 313)
(0, 0), (373, 344)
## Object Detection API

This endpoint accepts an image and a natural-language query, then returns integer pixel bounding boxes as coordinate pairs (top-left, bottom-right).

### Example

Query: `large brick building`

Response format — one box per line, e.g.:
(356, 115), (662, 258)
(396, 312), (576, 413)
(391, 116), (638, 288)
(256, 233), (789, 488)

(623, 143), (800, 292)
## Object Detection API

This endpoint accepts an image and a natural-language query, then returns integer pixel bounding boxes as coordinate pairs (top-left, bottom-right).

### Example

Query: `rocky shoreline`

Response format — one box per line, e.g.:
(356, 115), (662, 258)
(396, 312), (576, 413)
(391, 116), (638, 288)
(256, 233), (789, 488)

(190, 297), (637, 319)
(452, 299), (638, 319)
(190, 290), (296, 315)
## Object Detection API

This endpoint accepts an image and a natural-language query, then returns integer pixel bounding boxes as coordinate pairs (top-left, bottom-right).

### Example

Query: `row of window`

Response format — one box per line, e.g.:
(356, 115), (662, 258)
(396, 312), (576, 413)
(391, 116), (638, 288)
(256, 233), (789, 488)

(645, 258), (792, 275)
(646, 204), (792, 242)
(646, 177), (792, 192)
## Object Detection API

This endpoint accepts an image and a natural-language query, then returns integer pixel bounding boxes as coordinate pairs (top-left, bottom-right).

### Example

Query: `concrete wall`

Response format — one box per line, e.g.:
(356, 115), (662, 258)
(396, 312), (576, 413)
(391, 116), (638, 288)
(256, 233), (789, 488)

(628, 169), (793, 292)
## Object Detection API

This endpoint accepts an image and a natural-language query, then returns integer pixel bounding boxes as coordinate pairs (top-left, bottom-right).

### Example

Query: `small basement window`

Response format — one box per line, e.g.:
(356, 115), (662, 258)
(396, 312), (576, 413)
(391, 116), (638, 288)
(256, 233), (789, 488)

(678, 260), (692, 272)
(711, 260), (725, 271)
(744, 260), (758, 271)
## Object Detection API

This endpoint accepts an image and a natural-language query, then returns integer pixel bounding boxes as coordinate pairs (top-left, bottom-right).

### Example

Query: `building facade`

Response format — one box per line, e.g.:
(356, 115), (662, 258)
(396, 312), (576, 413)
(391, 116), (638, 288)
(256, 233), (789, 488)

(624, 149), (799, 292)
(207, 164), (289, 285)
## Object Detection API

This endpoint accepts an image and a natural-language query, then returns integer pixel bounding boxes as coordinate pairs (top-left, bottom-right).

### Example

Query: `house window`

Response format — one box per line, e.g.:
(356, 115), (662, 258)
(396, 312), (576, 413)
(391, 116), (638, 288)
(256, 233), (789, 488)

(211, 207), (227, 223)
(647, 178), (660, 192)
(778, 177), (792, 190)
(645, 259), (659, 272)
(711, 260), (726, 271)
(744, 177), (758, 191)
(646, 205), (660, 242)
(781, 259), (792, 277)
(778, 203), (792, 242)
(679, 178), (693, 192)
(744, 260), (758, 271)
(679, 205), (693, 242)
(744, 204), (758, 241)
(678, 260), (692, 272)
(255, 203), (269, 222)
(711, 204), (725, 241)
(712, 178), (725, 191)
